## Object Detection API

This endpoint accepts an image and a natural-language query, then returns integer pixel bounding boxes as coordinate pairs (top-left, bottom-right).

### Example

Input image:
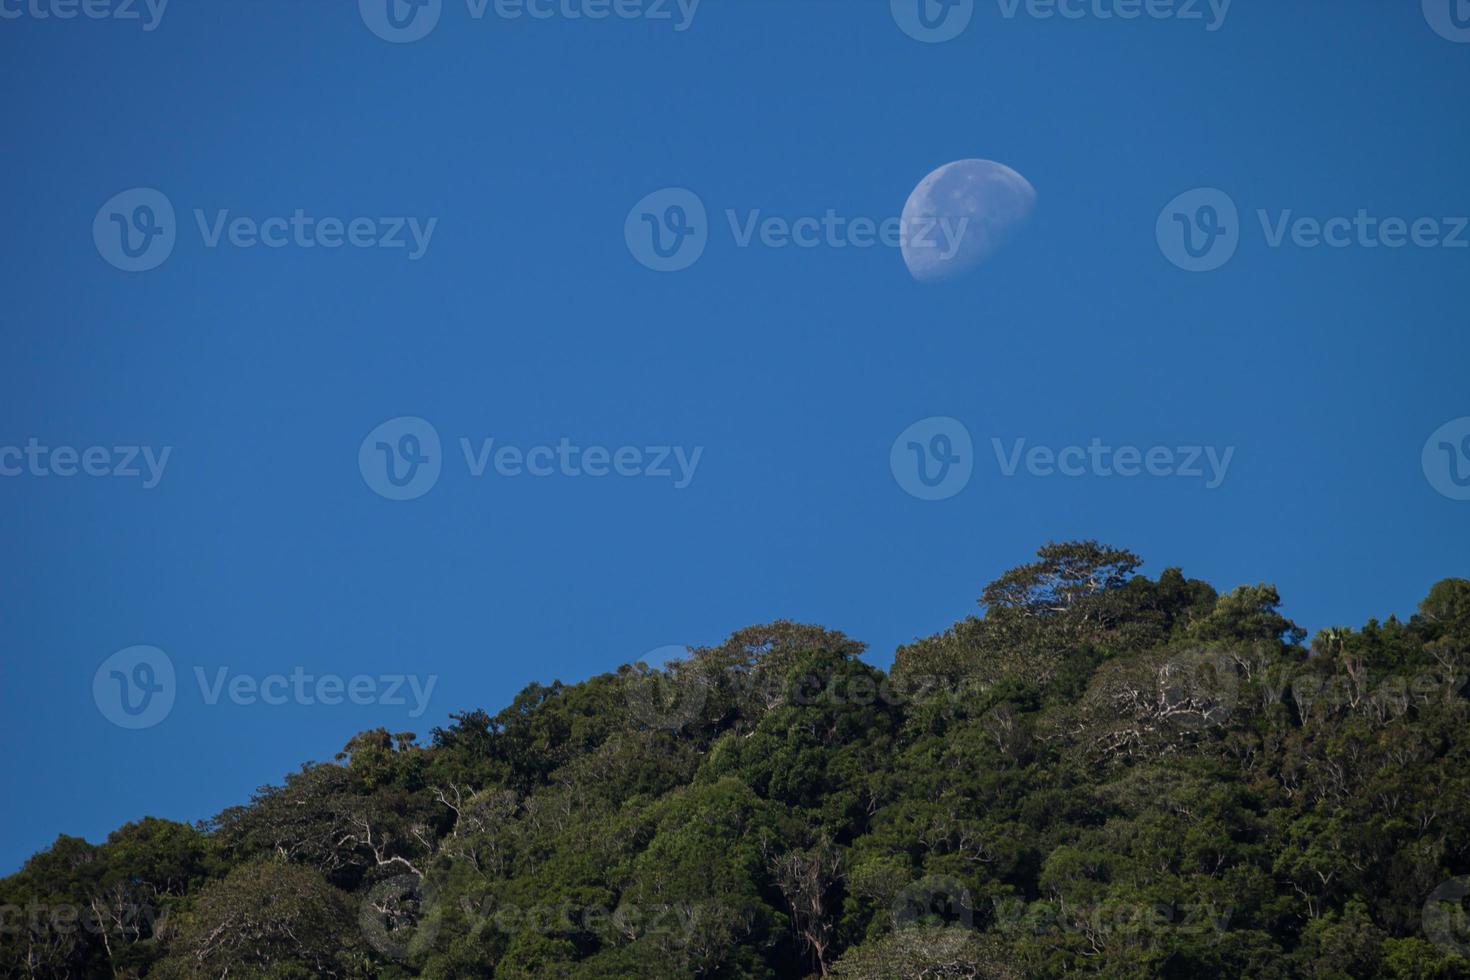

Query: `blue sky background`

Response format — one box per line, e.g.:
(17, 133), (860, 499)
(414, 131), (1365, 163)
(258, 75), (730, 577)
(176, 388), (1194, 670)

(1, 0), (1467, 873)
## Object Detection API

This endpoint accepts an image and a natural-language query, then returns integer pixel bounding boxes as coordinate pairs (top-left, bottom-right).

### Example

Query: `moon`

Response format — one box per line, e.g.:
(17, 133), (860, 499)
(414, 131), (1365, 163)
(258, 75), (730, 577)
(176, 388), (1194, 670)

(900, 159), (1036, 282)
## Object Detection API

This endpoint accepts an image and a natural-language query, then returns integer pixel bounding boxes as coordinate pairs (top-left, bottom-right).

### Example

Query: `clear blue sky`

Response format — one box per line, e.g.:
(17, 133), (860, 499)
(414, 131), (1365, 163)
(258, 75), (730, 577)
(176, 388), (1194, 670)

(2, 0), (1467, 873)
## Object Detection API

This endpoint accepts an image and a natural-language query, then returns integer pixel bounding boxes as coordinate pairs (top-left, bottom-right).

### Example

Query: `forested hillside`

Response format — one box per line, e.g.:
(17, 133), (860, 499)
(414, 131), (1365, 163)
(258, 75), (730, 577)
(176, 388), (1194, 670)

(5, 542), (1470, 978)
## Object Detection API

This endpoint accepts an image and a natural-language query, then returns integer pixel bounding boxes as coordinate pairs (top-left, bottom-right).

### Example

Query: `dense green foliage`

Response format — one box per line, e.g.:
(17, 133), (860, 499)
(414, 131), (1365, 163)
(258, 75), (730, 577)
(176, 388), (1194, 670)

(6, 542), (1470, 978)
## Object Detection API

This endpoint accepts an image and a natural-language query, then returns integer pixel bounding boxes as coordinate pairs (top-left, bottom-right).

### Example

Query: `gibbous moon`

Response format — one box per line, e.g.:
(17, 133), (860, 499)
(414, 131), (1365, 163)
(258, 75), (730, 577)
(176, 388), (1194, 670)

(901, 159), (1036, 282)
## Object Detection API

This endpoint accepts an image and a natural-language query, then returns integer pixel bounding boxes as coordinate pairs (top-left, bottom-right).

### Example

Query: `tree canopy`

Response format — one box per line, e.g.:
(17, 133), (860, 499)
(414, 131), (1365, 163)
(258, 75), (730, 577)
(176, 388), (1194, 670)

(4, 542), (1468, 978)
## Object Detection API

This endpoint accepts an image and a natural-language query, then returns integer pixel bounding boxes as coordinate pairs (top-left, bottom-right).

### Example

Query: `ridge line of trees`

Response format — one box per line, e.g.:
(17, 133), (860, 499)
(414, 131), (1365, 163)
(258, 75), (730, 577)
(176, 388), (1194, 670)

(4, 542), (1469, 978)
